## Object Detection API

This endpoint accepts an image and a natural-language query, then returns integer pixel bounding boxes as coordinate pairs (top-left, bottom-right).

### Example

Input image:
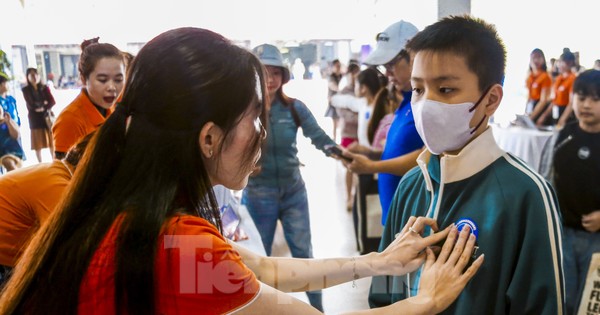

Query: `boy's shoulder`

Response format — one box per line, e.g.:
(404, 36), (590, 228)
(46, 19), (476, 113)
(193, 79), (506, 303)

(398, 165), (424, 187)
(487, 153), (557, 201)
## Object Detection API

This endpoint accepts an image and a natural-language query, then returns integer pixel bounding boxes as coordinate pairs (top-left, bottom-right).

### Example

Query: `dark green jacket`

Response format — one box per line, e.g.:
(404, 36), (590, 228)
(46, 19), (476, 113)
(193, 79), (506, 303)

(369, 128), (565, 315)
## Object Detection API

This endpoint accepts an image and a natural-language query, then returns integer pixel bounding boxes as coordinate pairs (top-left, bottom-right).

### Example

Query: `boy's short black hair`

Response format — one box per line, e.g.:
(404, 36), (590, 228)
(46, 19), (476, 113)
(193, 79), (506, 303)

(393, 49), (411, 64)
(573, 69), (600, 98)
(406, 15), (506, 91)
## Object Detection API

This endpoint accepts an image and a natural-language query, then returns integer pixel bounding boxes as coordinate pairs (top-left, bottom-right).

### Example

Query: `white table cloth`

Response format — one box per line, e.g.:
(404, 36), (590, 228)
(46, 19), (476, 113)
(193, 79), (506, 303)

(491, 125), (554, 172)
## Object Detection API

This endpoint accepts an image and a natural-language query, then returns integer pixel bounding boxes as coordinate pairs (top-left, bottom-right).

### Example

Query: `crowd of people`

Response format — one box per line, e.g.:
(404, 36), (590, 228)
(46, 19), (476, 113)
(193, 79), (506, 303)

(0, 12), (597, 315)
(526, 47), (595, 128)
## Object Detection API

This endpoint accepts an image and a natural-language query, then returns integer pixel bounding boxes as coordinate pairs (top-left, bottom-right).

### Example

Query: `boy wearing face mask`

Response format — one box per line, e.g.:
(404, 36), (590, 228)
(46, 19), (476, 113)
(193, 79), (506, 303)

(369, 16), (565, 314)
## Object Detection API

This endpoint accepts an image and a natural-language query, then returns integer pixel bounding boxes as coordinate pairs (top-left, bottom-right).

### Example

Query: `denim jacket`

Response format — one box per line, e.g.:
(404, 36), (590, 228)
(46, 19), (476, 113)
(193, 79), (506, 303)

(250, 97), (336, 187)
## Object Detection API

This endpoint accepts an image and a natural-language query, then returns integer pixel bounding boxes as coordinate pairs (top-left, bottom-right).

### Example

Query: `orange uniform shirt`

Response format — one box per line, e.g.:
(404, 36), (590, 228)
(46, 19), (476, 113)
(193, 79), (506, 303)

(553, 73), (576, 107)
(526, 71), (552, 101)
(52, 90), (113, 153)
(0, 160), (72, 266)
(79, 215), (260, 314)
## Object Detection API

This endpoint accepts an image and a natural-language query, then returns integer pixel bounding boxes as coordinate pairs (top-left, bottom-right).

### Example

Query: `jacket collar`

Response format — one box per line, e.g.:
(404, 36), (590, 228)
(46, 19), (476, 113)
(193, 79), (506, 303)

(417, 127), (504, 185)
(77, 89), (114, 126)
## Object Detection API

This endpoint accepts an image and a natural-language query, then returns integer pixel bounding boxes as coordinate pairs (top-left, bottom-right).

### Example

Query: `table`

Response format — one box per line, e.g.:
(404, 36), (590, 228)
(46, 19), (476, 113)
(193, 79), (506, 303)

(491, 124), (554, 172)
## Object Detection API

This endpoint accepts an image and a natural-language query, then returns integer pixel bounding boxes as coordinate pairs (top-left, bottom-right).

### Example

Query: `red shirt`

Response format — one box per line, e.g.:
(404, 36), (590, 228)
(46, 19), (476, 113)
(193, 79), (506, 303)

(0, 160), (71, 266)
(526, 71), (551, 101)
(52, 90), (114, 153)
(79, 215), (260, 314)
(553, 73), (576, 107)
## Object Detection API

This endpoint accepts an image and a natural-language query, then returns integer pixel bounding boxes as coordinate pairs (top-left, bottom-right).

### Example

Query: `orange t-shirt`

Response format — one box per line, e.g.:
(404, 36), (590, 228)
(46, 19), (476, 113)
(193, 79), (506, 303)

(0, 160), (72, 266)
(52, 89), (114, 153)
(553, 73), (576, 107)
(78, 215), (260, 314)
(526, 71), (552, 101)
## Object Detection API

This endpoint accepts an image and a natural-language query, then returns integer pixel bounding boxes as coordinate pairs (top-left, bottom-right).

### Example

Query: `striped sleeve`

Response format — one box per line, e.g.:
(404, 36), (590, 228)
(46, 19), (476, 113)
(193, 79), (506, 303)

(503, 153), (565, 315)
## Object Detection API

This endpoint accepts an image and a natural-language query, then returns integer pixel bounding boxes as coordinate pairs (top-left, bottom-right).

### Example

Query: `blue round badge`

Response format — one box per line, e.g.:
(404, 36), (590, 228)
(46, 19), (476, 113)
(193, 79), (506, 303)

(455, 217), (479, 240)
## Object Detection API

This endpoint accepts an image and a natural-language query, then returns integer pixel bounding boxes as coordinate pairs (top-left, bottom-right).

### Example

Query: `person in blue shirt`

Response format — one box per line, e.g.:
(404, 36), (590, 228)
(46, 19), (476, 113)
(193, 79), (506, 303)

(0, 74), (24, 171)
(241, 43), (337, 312)
(0, 104), (24, 172)
(0, 74), (21, 126)
(343, 20), (424, 225)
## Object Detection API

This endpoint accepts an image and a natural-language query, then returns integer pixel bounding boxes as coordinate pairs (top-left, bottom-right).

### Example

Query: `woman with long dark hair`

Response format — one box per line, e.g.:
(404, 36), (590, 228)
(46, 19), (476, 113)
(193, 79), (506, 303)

(525, 48), (551, 117)
(0, 28), (482, 314)
(21, 67), (56, 162)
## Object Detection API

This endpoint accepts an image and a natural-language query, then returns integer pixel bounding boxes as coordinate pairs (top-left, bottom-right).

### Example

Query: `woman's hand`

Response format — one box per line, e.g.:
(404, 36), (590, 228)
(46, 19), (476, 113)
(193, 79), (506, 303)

(347, 142), (371, 155)
(344, 152), (373, 174)
(372, 216), (453, 276)
(582, 210), (600, 233)
(413, 225), (484, 314)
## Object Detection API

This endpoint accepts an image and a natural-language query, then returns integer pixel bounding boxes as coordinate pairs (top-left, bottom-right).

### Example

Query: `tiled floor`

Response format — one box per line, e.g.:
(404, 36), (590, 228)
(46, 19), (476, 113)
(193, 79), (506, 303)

(270, 158), (372, 313)
(268, 80), (373, 313)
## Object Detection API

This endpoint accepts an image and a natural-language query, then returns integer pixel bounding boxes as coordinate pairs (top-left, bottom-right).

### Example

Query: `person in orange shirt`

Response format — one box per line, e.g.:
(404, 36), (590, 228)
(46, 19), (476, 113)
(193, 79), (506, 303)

(52, 37), (125, 159)
(0, 28), (482, 315)
(525, 48), (552, 116)
(536, 48), (577, 127)
(0, 134), (91, 283)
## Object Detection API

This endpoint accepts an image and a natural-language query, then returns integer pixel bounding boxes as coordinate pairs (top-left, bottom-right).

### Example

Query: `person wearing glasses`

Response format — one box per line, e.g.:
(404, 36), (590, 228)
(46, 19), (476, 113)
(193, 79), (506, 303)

(341, 20), (425, 226)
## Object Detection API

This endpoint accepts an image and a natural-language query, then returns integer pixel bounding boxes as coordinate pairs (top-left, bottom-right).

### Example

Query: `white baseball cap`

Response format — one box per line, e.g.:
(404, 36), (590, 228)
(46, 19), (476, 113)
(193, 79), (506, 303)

(364, 20), (419, 66)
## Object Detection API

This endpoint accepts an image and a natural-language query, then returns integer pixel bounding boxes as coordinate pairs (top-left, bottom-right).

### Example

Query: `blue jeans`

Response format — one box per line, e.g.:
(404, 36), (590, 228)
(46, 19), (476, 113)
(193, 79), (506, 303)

(563, 226), (600, 315)
(242, 176), (323, 311)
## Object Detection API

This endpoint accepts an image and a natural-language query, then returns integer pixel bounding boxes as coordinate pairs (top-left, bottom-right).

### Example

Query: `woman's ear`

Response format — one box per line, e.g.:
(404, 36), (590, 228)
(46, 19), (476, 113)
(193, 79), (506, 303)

(484, 84), (503, 116)
(199, 122), (223, 159)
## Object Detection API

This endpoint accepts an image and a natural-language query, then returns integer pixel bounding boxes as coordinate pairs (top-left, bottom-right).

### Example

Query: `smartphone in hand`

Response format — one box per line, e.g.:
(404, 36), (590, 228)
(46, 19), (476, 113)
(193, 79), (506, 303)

(324, 144), (352, 162)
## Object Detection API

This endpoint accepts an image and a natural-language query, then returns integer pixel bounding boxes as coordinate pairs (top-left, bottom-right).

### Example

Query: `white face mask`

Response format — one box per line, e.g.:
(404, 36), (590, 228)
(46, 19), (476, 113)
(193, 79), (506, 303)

(412, 91), (489, 155)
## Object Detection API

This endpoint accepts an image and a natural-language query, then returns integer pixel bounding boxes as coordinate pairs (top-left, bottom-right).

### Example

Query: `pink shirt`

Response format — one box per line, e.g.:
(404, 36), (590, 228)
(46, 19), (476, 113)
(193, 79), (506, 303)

(372, 114), (395, 151)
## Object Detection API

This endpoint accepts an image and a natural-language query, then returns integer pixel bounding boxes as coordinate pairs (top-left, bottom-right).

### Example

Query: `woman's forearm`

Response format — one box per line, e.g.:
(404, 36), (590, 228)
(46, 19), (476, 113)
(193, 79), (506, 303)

(232, 241), (379, 292)
(557, 102), (573, 127)
(231, 219), (450, 293)
(6, 119), (20, 139)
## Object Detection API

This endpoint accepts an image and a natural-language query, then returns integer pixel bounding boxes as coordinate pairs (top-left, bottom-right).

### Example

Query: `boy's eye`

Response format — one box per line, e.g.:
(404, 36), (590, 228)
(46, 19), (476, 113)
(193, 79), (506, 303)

(439, 87), (454, 94)
(412, 87), (423, 95)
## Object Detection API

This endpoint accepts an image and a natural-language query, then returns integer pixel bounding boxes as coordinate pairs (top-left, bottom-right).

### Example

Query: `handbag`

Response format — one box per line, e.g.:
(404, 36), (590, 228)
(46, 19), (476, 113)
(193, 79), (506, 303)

(44, 110), (56, 129)
(578, 253), (600, 315)
(355, 173), (383, 254)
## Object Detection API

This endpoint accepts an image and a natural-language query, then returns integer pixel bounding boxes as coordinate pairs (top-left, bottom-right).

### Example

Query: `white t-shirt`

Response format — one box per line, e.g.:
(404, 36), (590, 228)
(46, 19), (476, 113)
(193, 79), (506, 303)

(330, 94), (372, 147)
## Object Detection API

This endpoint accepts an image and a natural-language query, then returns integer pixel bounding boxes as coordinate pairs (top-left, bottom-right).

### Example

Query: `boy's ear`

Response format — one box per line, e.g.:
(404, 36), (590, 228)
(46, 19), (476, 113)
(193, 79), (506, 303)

(484, 84), (503, 116)
(199, 122), (223, 159)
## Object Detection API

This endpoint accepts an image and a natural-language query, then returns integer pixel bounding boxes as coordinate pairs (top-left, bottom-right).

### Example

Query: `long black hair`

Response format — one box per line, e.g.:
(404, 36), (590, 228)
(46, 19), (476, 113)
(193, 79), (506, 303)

(358, 67), (388, 144)
(529, 48), (548, 72)
(0, 27), (267, 315)
(25, 67), (41, 88)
